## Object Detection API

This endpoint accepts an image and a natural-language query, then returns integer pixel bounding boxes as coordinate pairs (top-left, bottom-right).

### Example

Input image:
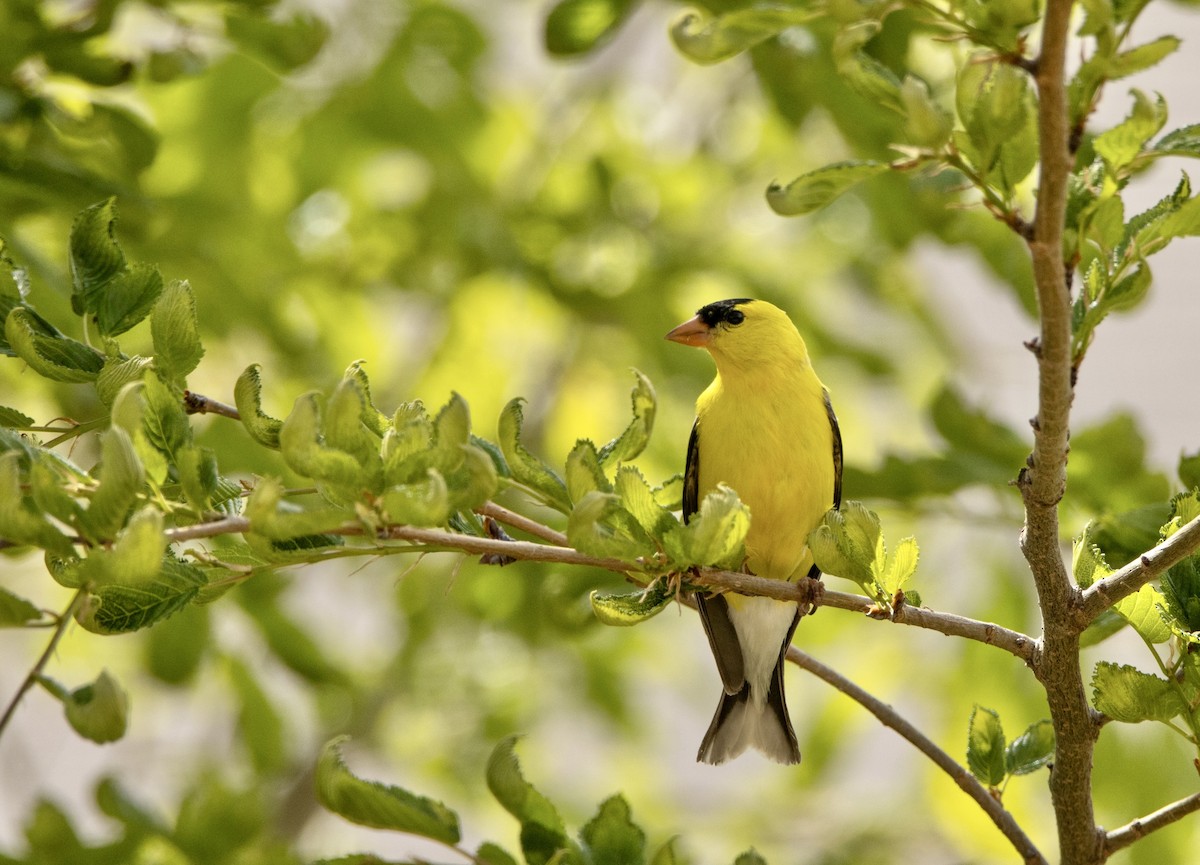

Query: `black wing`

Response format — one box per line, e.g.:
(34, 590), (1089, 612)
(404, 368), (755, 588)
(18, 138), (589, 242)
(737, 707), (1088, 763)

(685, 418), (745, 694)
(824, 389), (844, 510)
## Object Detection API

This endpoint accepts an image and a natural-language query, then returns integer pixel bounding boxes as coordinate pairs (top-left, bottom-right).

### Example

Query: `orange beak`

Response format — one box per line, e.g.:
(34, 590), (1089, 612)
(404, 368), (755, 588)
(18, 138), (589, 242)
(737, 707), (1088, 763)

(665, 314), (712, 347)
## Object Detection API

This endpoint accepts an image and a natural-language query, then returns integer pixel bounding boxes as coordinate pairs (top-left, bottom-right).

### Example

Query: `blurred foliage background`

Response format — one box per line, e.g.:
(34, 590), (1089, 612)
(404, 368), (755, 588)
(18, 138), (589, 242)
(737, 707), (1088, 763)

(2, 0), (1199, 863)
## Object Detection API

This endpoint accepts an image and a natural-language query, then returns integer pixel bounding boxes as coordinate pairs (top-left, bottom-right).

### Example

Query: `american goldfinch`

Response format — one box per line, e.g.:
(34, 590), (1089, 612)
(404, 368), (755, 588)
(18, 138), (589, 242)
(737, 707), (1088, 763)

(666, 298), (843, 764)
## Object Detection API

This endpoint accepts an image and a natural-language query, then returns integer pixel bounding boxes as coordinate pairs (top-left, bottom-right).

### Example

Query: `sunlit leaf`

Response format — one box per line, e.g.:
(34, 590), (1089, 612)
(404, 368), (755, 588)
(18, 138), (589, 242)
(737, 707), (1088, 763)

(498, 398), (571, 512)
(486, 736), (577, 864)
(5, 307), (104, 383)
(580, 795), (645, 865)
(1005, 719), (1054, 776)
(669, 5), (819, 65)
(662, 484), (748, 570)
(61, 670), (129, 744)
(0, 587), (44, 627)
(966, 705), (1007, 786)
(152, 280), (205, 385)
(1092, 661), (1184, 723)
(234, 364), (283, 449)
(597, 369), (655, 467)
(545, 0), (638, 56)
(0, 405), (34, 428)
(590, 580), (673, 626)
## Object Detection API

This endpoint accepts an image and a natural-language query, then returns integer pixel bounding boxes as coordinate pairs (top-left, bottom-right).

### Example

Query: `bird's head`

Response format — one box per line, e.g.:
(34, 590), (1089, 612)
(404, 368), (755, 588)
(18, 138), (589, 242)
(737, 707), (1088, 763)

(666, 298), (809, 372)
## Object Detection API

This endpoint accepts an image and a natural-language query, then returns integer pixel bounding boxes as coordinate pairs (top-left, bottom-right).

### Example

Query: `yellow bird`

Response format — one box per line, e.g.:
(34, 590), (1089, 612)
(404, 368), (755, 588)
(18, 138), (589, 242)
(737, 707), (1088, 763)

(666, 298), (842, 764)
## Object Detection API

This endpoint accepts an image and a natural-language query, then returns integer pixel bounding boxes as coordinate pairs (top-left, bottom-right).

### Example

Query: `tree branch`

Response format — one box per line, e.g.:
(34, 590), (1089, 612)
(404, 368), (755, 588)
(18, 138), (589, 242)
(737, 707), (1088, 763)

(786, 646), (1048, 865)
(0, 588), (87, 740)
(1102, 792), (1200, 857)
(1078, 512), (1200, 624)
(183, 390), (241, 420)
(1022, 2), (1104, 861)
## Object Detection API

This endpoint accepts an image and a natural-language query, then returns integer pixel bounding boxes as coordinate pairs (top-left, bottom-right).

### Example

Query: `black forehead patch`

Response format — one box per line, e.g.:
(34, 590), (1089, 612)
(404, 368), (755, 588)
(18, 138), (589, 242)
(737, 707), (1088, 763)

(696, 298), (753, 327)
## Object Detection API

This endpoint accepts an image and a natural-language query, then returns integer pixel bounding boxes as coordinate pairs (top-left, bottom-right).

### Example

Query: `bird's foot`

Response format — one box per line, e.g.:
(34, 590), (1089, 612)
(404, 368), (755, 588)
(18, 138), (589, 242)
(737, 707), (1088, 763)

(798, 576), (824, 615)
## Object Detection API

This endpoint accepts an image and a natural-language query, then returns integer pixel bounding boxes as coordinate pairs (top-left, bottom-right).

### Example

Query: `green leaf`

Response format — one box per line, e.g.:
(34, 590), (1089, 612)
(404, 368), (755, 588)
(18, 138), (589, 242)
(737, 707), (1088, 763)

(498, 398), (571, 512)
(615, 465), (677, 538)
(590, 580), (673, 626)
(900, 75), (953, 148)
(79, 552), (207, 635)
(1092, 661), (1184, 723)
(234, 364), (283, 449)
(245, 477), (351, 541)
(1180, 449), (1200, 491)
(279, 393), (369, 490)
(315, 737), (461, 844)
(344, 361), (390, 437)
(0, 405), (34, 428)
(650, 837), (689, 865)
(1154, 124), (1200, 158)
(81, 426), (145, 542)
(1113, 584), (1172, 644)
(966, 705), (1007, 786)
(567, 490), (654, 560)
(1005, 720), (1054, 776)
(228, 657), (286, 774)
(956, 58), (1035, 183)
(877, 535), (919, 596)
(5, 307), (104, 383)
(324, 376), (384, 491)
(151, 280), (205, 385)
(96, 262), (164, 338)
(580, 795), (645, 865)
(597, 369), (656, 467)
(661, 484), (749, 570)
(1094, 90), (1167, 174)
(566, 439), (612, 503)
(381, 469), (451, 527)
(1109, 36), (1180, 80)
(0, 452), (76, 558)
(0, 587), (44, 627)
(141, 372), (192, 461)
(477, 843), (521, 865)
(178, 444), (220, 510)
(832, 22), (902, 111)
(732, 851), (767, 865)
(486, 737), (575, 865)
(766, 161), (888, 216)
(61, 670), (129, 744)
(1072, 523), (1112, 588)
(807, 501), (880, 591)
(669, 5), (819, 65)
(96, 354), (154, 406)
(69, 199), (127, 317)
(545, 0), (638, 56)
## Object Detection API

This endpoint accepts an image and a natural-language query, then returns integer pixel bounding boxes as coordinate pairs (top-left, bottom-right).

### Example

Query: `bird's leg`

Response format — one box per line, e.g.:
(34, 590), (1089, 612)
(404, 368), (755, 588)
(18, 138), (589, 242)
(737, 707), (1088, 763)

(797, 576), (824, 616)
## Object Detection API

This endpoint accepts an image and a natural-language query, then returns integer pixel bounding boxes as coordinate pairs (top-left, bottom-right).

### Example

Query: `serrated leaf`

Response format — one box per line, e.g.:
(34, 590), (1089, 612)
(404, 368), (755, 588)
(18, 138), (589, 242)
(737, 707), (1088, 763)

(486, 737), (574, 865)
(661, 484), (748, 570)
(900, 75), (952, 148)
(79, 554), (207, 634)
(1005, 719), (1054, 776)
(1092, 661), (1184, 723)
(545, 0), (638, 56)
(110, 382), (169, 485)
(141, 372), (191, 460)
(1154, 124), (1200, 158)
(732, 851), (767, 865)
(1113, 584), (1172, 644)
(1094, 90), (1167, 174)
(966, 705), (1007, 786)
(0, 452), (76, 558)
(69, 199), (127, 317)
(96, 354), (154, 406)
(245, 477), (351, 541)
(498, 399), (571, 512)
(807, 502), (879, 590)
(1179, 450), (1200, 491)
(615, 466), (677, 537)
(877, 536), (919, 595)
(566, 439), (611, 503)
(0, 405), (34, 428)
(597, 369), (655, 467)
(580, 795), (645, 865)
(590, 580), (673, 626)
(567, 490), (654, 560)
(81, 426), (145, 541)
(279, 393), (368, 490)
(315, 737), (461, 843)
(344, 361), (389, 437)
(234, 364), (283, 449)
(766, 161), (887, 216)
(0, 586), (44, 627)
(653, 474), (683, 510)
(669, 5), (818, 65)
(477, 842), (521, 865)
(178, 444), (219, 510)
(96, 262), (164, 338)
(5, 307), (104, 382)
(381, 469), (451, 527)
(1109, 36), (1180, 80)
(62, 670), (129, 744)
(324, 376), (384, 491)
(1072, 523), (1112, 588)
(151, 280), (205, 384)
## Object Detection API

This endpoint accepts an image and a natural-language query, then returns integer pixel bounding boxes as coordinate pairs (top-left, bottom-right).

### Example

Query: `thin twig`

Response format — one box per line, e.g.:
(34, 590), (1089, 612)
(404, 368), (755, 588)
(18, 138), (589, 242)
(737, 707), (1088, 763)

(476, 502), (569, 546)
(786, 646), (1048, 865)
(1102, 792), (1200, 857)
(183, 390), (241, 420)
(0, 588), (87, 739)
(1078, 513), (1200, 624)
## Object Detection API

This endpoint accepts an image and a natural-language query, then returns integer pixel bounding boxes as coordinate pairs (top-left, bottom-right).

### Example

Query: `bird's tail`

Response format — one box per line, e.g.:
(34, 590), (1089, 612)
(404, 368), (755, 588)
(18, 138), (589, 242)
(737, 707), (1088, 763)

(697, 655), (800, 765)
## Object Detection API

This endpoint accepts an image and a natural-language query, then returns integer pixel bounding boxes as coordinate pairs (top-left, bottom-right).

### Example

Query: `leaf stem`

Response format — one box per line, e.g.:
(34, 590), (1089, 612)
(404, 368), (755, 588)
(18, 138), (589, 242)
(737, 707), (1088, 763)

(0, 587), (87, 741)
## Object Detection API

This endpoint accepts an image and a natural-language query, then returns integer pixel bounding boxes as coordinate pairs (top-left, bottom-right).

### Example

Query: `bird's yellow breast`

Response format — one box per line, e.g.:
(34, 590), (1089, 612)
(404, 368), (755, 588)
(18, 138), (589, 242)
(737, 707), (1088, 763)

(696, 365), (834, 583)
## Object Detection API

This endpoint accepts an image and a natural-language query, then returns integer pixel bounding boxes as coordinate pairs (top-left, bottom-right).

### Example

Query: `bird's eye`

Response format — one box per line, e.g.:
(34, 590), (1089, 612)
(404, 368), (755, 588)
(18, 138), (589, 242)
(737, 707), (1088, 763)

(726, 309), (745, 325)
